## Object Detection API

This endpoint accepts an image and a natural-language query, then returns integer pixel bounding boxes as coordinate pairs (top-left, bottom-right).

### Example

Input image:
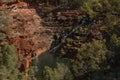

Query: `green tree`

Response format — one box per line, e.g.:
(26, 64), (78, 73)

(71, 40), (109, 78)
(43, 63), (73, 80)
(0, 9), (24, 80)
(0, 43), (23, 80)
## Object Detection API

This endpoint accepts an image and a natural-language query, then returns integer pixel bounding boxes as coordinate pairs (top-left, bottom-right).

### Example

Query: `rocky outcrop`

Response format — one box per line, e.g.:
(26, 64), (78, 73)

(1, 2), (53, 73)
(0, 0), (17, 5)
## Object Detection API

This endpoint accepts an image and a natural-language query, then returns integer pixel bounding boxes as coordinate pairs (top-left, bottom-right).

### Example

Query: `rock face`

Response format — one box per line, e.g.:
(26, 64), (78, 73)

(5, 2), (53, 73)
(0, 0), (17, 4)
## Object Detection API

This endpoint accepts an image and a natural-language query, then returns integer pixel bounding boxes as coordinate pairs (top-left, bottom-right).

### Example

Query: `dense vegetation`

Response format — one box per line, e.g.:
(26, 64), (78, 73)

(0, 10), (24, 80)
(0, 0), (120, 80)
(38, 0), (120, 80)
